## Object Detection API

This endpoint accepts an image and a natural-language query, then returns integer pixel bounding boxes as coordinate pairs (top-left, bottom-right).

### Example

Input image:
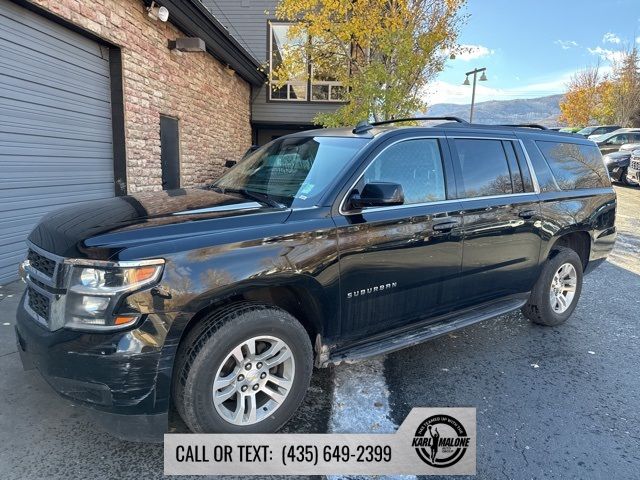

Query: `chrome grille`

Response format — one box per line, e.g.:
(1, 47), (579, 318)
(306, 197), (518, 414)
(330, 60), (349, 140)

(27, 249), (56, 278)
(630, 159), (640, 171)
(27, 287), (50, 321)
(23, 243), (64, 329)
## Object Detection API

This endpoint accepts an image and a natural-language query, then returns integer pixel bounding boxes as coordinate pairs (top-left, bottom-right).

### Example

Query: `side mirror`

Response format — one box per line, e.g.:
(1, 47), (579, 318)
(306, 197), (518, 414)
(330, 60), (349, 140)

(349, 182), (404, 210)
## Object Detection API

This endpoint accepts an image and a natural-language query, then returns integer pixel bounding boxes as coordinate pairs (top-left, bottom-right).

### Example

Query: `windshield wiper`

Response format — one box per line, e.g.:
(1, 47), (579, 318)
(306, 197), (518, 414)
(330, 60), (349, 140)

(210, 186), (284, 209)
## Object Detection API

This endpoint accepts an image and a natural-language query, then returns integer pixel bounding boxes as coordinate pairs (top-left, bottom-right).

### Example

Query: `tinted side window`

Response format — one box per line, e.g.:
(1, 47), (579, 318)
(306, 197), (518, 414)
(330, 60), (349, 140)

(609, 134), (628, 145)
(454, 139), (513, 198)
(536, 141), (610, 190)
(361, 139), (446, 204)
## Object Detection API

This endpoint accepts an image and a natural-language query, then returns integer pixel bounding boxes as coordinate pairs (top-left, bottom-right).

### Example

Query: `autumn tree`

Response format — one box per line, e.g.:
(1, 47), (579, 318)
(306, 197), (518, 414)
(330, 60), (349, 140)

(272, 0), (466, 126)
(559, 48), (640, 127)
(559, 65), (608, 126)
(610, 47), (640, 127)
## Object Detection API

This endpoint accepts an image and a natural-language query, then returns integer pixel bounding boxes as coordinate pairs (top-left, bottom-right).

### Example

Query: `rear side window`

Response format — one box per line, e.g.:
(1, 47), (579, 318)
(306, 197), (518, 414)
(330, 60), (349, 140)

(454, 139), (513, 198)
(535, 141), (610, 190)
(361, 139), (446, 204)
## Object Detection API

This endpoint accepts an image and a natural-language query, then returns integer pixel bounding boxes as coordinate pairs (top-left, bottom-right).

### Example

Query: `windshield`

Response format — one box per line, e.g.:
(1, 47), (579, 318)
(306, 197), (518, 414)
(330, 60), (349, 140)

(577, 126), (597, 135)
(213, 136), (368, 208)
(596, 131), (624, 143)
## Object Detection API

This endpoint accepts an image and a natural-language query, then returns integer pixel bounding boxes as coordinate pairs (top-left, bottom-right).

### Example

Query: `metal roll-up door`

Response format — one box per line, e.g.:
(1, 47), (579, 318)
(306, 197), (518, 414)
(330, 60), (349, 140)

(0, 0), (115, 283)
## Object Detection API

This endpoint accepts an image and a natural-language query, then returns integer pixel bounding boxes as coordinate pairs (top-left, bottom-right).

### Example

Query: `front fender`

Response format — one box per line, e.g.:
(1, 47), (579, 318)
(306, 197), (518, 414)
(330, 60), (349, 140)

(120, 212), (340, 376)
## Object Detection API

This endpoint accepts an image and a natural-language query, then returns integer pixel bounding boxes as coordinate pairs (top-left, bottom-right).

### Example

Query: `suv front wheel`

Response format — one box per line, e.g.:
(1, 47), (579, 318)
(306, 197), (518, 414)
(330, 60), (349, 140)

(173, 303), (313, 433)
(522, 247), (584, 326)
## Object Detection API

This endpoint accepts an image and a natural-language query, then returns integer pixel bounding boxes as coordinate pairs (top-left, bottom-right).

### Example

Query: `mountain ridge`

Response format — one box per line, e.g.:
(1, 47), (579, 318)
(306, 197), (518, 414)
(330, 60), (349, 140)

(426, 94), (564, 126)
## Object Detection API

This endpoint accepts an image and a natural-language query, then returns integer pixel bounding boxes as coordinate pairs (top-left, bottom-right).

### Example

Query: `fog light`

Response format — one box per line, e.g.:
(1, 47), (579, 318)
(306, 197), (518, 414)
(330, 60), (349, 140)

(69, 316), (106, 326)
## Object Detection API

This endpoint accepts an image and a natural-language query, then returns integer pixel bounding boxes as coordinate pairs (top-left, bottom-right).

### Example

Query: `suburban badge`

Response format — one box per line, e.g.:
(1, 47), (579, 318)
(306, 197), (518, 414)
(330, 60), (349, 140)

(347, 282), (398, 299)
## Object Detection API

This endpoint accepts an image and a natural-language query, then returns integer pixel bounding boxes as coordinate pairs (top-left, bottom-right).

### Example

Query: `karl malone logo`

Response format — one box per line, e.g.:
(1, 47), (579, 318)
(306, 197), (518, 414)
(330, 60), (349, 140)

(412, 415), (470, 468)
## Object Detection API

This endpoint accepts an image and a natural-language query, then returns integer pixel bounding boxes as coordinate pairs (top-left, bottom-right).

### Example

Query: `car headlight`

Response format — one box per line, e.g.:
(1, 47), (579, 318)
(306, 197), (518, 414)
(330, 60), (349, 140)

(63, 259), (164, 331)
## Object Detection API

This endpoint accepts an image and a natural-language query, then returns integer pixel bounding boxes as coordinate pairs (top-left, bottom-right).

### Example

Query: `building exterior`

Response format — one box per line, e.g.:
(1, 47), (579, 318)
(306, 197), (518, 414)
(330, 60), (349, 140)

(202, 0), (344, 145)
(0, 0), (265, 283)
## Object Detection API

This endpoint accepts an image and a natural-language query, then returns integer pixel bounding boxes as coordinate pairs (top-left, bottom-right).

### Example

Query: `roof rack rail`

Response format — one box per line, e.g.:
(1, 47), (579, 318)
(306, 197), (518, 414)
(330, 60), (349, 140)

(371, 116), (469, 126)
(500, 123), (548, 130)
(352, 116), (469, 134)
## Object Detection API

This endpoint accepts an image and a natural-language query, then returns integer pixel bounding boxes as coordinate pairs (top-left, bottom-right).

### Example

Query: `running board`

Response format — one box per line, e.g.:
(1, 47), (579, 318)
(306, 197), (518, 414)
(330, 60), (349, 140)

(325, 297), (527, 366)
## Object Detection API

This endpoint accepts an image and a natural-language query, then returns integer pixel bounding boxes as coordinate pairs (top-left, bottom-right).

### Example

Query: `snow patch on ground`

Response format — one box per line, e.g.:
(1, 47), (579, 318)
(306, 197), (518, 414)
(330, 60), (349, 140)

(328, 357), (415, 480)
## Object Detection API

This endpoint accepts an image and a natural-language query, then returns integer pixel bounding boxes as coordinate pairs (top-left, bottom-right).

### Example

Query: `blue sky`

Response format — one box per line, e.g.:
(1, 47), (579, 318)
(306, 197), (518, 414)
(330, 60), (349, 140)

(425, 0), (640, 105)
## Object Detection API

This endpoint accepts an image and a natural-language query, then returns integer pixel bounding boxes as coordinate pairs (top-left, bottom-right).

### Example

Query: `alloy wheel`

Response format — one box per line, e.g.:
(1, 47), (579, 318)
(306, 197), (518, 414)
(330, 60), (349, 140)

(212, 335), (295, 426)
(549, 262), (577, 314)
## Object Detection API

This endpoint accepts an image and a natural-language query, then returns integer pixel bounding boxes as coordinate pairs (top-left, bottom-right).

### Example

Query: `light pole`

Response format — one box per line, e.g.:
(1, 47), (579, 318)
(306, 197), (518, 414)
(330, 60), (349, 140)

(463, 67), (487, 123)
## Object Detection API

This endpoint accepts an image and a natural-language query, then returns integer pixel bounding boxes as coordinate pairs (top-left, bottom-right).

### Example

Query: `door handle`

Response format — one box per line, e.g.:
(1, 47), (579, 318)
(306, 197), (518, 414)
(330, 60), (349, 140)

(432, 219), (460, 232)
(518, 209), (536, 219)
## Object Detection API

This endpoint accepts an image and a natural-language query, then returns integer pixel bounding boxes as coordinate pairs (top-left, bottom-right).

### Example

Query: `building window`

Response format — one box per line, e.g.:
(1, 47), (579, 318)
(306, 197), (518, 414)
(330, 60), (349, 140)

(311, 67), (346, 102)
(269, 22), (345, 103)
(160, 115), (180, 190)
(269, 23), (307, 101)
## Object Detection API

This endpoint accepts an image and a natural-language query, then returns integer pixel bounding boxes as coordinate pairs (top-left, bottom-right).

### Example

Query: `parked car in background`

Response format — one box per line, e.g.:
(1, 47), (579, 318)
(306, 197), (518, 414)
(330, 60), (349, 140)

(627, 149), (640, 185)
(603, 150), (636, 185)
(619, 143), (640, 152)
(559, 127), (582, 133)
(577, 125), (621, 137)
(593, 130), (640, 154)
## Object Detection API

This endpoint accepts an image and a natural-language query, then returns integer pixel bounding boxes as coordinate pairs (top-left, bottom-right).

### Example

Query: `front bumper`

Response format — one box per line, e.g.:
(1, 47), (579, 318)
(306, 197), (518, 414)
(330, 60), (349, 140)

(607, 165), (626, 182)
(625, 168), (640, 185)
(15, 293), (171, 442)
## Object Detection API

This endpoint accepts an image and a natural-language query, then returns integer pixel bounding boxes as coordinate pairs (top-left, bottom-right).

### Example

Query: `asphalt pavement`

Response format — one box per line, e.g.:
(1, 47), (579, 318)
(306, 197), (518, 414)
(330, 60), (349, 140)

(1, 185), (638, 479)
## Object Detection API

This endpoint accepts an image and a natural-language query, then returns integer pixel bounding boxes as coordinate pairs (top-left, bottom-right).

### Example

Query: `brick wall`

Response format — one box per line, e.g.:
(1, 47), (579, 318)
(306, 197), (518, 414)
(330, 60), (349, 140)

(29, 0), (252, 192)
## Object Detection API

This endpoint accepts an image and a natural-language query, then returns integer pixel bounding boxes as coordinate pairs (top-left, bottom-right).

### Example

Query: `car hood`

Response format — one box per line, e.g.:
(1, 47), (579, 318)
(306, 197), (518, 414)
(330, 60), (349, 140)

(28, 188), (290, 259)
(605, 151), (631, 160)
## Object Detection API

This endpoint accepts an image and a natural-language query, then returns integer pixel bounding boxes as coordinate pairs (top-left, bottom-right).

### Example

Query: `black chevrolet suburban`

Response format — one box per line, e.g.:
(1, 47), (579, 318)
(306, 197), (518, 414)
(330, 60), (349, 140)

(15, 118), (616, 441)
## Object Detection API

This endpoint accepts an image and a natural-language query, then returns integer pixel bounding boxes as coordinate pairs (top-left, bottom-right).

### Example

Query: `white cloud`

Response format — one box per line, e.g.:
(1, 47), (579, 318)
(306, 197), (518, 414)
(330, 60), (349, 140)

(555, 40), (578, 50)
(451, 44), (494, 61)
(588, 46), (625, 63)
(603, 32), (621, 44)
(424, 73), (574, 106)
(636, 36), (640, 44)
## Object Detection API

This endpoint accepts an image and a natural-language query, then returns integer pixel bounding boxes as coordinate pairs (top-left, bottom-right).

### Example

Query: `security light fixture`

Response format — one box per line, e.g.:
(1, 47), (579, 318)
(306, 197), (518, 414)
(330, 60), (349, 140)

(463, 76), (470, 86)
(480, 72), (488, 82)
(168, 37), (206, 52)
(147, 2), (169, 22)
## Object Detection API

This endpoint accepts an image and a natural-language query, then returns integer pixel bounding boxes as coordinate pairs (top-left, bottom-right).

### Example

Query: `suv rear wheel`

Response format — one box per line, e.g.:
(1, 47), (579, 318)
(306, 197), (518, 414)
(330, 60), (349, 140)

(522, 247), (583, 326)
(173, 303), (313, 433)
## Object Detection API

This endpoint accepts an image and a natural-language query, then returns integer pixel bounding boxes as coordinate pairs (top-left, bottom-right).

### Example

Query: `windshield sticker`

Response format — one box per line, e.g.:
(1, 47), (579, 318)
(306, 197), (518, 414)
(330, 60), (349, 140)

(299, 183), (314, 195)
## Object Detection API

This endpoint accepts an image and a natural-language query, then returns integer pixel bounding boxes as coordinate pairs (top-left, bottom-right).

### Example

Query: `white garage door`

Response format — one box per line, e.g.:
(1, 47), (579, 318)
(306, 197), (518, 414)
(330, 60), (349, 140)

(0, 0), (115, 284)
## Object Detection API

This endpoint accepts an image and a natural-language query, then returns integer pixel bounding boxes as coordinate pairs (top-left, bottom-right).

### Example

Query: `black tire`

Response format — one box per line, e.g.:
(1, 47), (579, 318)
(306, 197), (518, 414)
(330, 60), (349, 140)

(173, 303), (313, 433)
(521, 247), (583, 326)
(619, 168), (629, 186)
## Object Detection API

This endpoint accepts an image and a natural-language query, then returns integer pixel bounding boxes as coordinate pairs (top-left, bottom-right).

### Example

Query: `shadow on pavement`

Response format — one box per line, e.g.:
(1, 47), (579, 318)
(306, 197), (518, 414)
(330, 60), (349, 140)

(385, 261), (640, 480)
